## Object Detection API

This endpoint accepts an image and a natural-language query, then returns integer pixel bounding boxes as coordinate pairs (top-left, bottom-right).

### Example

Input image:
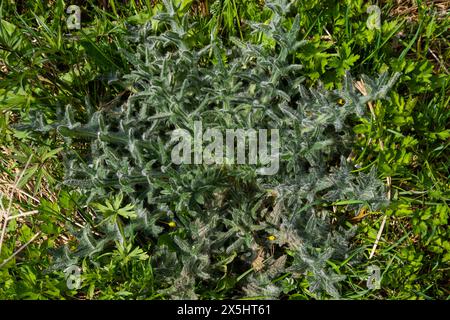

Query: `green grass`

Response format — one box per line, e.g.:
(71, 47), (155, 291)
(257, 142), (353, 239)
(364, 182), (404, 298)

(0, 0), (449, 299)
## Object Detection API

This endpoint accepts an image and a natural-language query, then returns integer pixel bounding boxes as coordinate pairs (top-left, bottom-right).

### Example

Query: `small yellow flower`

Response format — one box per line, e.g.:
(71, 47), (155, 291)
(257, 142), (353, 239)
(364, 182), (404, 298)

(168, 221), (177, 228)
(267, 235), (276, 241)
(267, 189), (279, 198)
(337, 98), (345, 106)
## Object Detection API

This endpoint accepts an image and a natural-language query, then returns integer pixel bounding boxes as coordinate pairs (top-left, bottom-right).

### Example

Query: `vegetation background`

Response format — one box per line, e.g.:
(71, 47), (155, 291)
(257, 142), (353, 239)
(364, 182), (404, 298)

(0, 0), (449, 299)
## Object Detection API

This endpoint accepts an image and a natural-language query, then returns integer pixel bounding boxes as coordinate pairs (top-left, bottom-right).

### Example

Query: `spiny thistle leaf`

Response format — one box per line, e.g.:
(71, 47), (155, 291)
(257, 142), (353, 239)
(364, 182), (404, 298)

(33, 0), (398, 299)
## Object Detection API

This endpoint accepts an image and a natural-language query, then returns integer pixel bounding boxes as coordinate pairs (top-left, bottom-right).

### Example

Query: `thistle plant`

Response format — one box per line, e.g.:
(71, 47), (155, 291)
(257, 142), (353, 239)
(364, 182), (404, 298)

(32, 0), (399, 299)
